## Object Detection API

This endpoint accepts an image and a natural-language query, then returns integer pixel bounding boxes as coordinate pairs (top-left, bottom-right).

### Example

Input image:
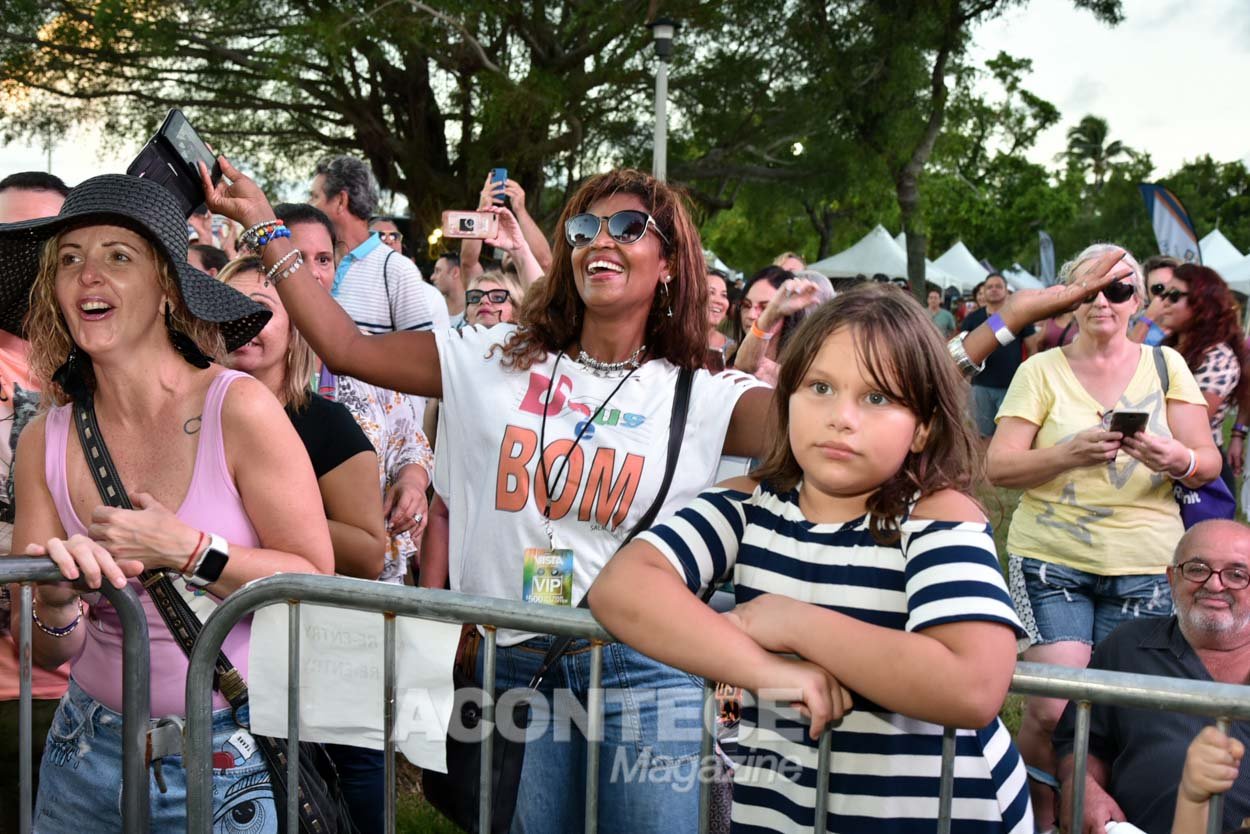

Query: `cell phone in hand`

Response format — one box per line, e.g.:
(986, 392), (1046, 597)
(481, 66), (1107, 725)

(490, 167), (509, 207)
(127, 108), (222, 218)
(1107, 410), (1149, 436)
(441, 210), (500, 240)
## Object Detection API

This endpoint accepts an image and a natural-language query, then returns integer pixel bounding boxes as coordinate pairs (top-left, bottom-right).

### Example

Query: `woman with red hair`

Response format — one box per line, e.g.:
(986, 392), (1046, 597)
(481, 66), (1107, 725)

(1159, 263), (1249, 486)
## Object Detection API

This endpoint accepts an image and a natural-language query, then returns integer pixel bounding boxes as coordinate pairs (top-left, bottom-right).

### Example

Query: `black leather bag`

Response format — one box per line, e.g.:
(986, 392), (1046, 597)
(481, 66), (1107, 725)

(71, 398), (357, 834)
(422, 367), (695, 833)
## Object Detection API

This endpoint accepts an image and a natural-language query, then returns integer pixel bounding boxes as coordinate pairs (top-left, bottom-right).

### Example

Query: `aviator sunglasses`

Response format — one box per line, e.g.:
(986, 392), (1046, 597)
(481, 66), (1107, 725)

(564, 210), (669, 248)
(1149, 283), (1189, 304)
(1084, 280), (1137, 305)
(465, 288), (511, 305)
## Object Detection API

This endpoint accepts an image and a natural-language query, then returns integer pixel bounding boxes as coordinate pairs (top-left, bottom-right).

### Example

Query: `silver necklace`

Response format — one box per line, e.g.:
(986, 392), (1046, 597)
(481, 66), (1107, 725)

(574, 344), (646, 377)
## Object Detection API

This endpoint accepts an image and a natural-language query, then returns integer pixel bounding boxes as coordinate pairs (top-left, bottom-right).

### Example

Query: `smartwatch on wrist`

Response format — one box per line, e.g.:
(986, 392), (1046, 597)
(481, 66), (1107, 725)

(184, 533), (229, 587)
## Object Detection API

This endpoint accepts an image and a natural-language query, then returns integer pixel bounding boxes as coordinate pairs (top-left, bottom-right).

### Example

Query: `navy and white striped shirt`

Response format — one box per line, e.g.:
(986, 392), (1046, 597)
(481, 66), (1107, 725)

(639, 482), (1032, 834)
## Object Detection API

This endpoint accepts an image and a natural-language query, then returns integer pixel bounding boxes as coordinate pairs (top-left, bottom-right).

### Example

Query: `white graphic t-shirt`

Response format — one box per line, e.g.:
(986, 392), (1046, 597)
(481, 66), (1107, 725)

(434, 324), (766, 645)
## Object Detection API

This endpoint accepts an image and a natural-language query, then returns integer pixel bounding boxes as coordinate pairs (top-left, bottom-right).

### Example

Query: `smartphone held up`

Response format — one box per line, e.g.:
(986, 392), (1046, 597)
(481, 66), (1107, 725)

(441, 210), (500, 240)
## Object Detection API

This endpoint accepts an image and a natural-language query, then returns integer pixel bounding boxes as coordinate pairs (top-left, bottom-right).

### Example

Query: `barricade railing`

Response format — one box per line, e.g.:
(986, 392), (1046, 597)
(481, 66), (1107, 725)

(0, 557), (151, 834)
(183, 574), (1246, 834)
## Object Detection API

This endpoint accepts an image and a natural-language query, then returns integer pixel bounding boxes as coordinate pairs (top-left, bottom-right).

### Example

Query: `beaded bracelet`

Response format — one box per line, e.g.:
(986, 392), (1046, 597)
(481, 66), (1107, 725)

(32, 597), (83, 638)
(255, 225), (291, 248)
(239, 219), (285, 250)
(269, 254), (305, 287)
(265, 248), (301, 281)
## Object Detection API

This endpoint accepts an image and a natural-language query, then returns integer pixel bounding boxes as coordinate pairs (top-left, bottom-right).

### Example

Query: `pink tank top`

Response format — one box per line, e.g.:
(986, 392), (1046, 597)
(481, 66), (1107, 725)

(44, 370), (259, 717)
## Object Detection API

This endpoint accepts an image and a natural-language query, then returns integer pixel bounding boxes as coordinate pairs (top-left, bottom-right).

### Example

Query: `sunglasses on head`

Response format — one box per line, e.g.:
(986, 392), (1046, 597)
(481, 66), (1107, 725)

(465, 288), (510, 305)
(1083, 280), (1136, 305)
(564, 210), (669, 248)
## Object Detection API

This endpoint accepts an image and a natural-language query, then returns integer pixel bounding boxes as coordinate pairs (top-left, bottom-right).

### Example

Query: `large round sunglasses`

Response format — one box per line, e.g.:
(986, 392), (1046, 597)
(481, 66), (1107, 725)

(465, 288), (510, 305)
(564, 210), (669, 248)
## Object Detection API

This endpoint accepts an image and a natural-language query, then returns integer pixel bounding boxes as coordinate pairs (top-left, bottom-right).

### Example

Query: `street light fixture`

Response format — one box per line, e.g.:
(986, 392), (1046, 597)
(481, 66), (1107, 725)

(647, 17), (680, 182)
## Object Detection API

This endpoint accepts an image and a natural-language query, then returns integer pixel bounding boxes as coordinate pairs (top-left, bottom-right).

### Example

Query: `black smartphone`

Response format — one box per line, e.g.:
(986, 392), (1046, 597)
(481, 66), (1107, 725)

(127, 108), (222, 218)
(1107, 410), (1149, 436)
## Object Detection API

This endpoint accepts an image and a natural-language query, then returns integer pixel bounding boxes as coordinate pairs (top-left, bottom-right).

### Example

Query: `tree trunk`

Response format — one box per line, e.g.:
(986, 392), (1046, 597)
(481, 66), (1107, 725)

(897, 177), (927, 301)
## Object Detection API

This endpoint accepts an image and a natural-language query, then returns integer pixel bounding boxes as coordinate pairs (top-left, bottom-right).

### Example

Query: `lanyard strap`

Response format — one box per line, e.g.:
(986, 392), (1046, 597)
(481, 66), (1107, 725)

(535, 352), (638, 541)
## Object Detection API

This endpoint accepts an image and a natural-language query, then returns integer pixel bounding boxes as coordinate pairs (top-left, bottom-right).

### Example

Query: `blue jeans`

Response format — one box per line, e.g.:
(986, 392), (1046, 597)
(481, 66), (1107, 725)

(972, 384), (1008, 437)
(34, 678), (277, 833)
(1010, 556), (1173, 646)
(478, 636), (704, 834)
(322, 744), (383, 833)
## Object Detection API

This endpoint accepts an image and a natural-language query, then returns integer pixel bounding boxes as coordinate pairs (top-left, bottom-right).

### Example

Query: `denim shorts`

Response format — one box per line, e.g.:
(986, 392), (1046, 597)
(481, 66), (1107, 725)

(478, 636), (704, 834)
(34, 678), (277, 833)
(1008, 555), (1173, 647)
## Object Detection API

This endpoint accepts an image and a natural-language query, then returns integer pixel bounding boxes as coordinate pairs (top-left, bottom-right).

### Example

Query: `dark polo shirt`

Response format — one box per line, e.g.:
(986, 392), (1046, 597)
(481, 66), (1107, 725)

(1053, 616), (1250, 834)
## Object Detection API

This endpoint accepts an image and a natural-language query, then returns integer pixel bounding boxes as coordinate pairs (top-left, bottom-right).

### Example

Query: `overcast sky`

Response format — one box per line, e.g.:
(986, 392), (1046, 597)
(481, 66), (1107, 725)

(2, 0), (1247, 189)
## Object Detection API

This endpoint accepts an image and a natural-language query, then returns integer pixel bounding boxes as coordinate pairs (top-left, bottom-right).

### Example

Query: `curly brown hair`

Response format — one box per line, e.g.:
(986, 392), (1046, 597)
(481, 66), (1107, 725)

(751, 283), (984, 545)
(494, 168), (708, 371)
(25, 231), (225, 405)
(1166, 263), (1249, 411)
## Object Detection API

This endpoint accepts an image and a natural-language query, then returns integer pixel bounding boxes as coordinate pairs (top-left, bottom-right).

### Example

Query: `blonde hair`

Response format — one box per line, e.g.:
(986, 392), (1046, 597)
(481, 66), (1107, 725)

(217, 256), (315, 410)
(26, 231), (225, 406)
(1060, 243), (1145, 304)
(468, 270), (525, 301)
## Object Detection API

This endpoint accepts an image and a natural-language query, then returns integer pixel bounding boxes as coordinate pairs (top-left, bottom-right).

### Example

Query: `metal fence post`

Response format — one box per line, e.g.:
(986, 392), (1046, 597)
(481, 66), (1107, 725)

(384, 613), (397, 834)
(479, 626), (498, 834)
(936, 725), (957, 834)
(698, 680), (715, 834)
(286, 601), (301, 834)
(584, 642), (605, 834)
(0, 558), (150, 834)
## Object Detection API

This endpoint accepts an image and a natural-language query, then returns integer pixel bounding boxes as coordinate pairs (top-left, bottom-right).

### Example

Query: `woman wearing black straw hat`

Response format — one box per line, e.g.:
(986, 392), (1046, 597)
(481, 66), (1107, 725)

(200, 156), (1134, 833)
(2, 173), (333, 832)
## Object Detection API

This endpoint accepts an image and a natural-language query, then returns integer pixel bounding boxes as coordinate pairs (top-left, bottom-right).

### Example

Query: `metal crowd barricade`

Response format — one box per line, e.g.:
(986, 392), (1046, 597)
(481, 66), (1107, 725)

(0, 557), (151, 834)
(184, 574), (1248, 834)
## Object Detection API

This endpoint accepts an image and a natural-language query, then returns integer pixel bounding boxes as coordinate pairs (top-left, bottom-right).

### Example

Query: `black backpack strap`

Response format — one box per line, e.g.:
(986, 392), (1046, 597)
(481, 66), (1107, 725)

(71, 398), (250, 709)
(527, 366), (695, 688)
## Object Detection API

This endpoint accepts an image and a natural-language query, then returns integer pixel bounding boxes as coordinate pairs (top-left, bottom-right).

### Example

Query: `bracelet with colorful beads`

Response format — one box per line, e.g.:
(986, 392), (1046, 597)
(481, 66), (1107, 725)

(239, 219), (286, 250)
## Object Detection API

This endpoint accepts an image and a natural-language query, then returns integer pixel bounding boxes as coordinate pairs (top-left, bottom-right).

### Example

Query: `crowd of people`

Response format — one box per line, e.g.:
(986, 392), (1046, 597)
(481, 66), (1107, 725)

(0, 152), (1246, 834)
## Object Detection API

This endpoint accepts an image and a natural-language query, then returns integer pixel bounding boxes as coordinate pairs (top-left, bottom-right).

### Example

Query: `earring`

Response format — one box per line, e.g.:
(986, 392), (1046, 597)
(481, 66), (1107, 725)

(661, 279), (673, 318)
(165, 302), (212, 369)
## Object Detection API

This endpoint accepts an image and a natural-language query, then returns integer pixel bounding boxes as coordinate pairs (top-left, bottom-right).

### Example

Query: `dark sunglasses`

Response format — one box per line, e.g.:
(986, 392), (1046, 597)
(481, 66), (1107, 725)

(465, 288), (510, 305)
(564, 210), (669, 248)
(377, 231), (402, 243)
(1149, 282), (1189, 303)
(1084, 280), (1136, 305)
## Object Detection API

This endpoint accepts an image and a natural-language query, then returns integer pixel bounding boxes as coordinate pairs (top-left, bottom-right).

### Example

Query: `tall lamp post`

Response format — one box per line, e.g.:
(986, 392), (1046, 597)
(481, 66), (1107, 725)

(647, 17), (679, 182)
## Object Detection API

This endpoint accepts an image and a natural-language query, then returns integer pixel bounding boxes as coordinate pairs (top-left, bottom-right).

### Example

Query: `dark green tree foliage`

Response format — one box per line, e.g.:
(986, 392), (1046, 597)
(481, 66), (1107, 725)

(0, 0), (680, 231)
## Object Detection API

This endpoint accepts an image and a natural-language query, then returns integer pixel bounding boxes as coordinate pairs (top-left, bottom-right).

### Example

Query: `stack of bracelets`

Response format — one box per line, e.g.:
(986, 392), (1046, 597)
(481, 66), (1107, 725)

(240, 219), (304, 285)
(1233, 423), (1249, 442)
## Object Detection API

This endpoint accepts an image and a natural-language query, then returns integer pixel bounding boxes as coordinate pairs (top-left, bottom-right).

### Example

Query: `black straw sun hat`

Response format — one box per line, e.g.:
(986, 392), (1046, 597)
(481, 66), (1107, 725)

(0, 173), (269, 351)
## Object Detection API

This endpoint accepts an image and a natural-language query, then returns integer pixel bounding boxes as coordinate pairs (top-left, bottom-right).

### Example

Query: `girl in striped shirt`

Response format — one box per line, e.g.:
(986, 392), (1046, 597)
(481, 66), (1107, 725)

(590, 284), (1033, 833)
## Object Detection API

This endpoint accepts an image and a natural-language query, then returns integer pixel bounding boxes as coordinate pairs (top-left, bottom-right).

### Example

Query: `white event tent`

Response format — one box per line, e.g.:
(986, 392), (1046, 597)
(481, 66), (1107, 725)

(933, 241), (991, 293)
(1003, 263), (1044, 290)
(1200, 229), (1244, 273)
(1222, 254), (1250, 295)
(809, 225), (960, 288)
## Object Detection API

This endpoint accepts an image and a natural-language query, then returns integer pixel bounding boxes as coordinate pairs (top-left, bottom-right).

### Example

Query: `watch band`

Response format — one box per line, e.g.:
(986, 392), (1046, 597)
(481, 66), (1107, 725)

(185, 533), (229, 587)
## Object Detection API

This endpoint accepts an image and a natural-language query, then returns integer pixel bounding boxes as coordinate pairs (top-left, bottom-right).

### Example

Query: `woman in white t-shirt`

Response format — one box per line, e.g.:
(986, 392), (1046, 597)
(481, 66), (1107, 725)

(200, 157), (1141, 833)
